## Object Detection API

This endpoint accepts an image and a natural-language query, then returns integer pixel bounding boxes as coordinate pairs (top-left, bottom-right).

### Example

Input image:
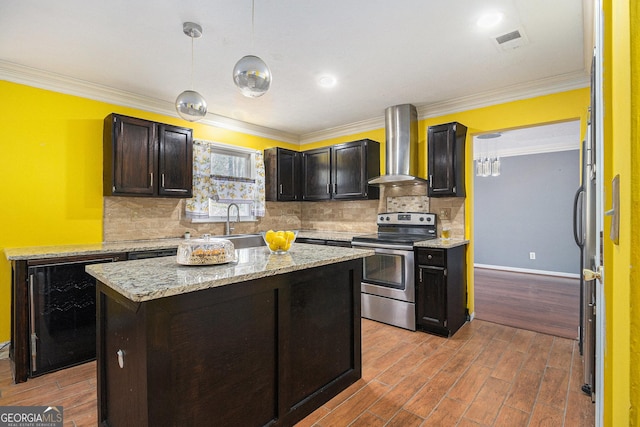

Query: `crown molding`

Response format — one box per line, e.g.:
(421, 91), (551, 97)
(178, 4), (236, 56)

(2, 60), (588, 147)
(495, 141), (579, 158)
(299, 116), (385, 145)
(416, 70), (590, 120)
(0, 60), (299, 144)
(300, 71), (589, 144)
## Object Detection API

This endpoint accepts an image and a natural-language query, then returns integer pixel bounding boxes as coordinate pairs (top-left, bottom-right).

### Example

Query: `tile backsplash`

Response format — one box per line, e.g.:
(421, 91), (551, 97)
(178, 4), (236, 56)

(104, 184), (465, 241)
(386, 195), (429, 213)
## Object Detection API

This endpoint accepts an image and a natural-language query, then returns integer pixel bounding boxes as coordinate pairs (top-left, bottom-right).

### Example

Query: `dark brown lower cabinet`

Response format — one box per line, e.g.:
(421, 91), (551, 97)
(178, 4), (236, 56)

(415, 245), (467, 337)
(97, 259), (362, 427)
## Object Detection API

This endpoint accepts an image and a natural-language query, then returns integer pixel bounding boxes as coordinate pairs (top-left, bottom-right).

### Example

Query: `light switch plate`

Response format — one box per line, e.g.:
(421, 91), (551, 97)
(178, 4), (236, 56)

(439, 208), (451, 220)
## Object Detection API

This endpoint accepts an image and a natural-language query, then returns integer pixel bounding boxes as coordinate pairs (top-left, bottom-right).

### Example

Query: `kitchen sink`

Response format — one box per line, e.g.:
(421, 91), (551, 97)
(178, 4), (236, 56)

(219, 233), (266, 249)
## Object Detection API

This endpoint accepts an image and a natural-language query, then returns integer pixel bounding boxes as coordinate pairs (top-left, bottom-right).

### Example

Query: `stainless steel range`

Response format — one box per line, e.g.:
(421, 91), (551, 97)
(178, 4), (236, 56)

(351, 212), (436, 330)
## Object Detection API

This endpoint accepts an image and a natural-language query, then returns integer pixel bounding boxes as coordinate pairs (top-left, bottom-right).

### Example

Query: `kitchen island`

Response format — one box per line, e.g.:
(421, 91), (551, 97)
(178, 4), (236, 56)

(86, 243), (373, 427)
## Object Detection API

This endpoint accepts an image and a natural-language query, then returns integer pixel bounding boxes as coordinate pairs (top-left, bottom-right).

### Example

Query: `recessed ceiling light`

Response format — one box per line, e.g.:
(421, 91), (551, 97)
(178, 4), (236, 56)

(477, 12), (504, 29)
(318, 75), (337, 88)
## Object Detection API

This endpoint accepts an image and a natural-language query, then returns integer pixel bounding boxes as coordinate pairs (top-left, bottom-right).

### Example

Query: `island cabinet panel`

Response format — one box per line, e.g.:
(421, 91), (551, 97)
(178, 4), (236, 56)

(284, 269), (357, 409)
(97, 259), (362, 427)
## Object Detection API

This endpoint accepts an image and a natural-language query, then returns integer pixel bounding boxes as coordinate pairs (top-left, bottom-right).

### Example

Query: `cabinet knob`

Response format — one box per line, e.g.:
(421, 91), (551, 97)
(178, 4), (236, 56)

(117, 349), (125, 369)
(428, 254), (433, 259)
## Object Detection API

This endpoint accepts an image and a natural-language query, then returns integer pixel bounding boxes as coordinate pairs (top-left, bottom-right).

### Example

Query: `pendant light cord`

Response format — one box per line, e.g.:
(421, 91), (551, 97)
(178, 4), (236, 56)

(190, 33), (195, 90)
(251, 0), (255, 47)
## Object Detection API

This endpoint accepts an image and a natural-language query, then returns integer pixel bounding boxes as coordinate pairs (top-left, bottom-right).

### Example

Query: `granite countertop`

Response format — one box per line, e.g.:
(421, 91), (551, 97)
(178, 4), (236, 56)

(414, 238), (469, 249)
(4, 230), (367, 261)
(4, 238), (185, 261)
(297, 230), (366, 242)
(85, 244), (374, 303)
(4, 231), (467, 262)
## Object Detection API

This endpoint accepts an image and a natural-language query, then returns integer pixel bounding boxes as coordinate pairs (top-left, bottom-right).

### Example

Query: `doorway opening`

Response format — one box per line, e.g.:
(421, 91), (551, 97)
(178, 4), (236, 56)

(472, 120), (581, 339)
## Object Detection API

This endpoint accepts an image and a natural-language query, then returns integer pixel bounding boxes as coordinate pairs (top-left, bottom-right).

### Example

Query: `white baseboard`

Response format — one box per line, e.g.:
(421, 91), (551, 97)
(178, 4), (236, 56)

(474, 264), (580, 279)
(0, 341), (9, 360)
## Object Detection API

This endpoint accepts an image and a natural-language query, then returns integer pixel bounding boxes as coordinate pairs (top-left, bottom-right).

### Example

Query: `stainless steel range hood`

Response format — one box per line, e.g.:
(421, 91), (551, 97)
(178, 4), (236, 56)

(368, 104), (427, 186)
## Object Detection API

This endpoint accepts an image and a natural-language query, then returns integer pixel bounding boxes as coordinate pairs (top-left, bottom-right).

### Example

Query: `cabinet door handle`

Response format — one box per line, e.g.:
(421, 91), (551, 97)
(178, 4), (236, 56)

(326, 183), (330, 194)
(150, 173), (153, 187)
(429, 175), (433, 188)
(334, 183), (337, 193)
(161, 173), (165, 187)
(29, 274), (37, 372)
(279, 184), (283, 195)
(117, 349), (125, 368)
(419, 269), (422, 282)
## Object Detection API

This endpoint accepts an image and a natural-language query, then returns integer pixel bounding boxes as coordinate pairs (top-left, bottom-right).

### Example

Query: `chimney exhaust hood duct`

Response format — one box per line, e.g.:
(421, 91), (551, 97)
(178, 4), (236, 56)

(368, 104), (427, 186)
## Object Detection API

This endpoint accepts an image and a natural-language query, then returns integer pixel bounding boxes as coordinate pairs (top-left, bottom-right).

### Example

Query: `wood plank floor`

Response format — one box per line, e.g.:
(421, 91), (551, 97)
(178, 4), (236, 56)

(474, 268), (580, 340)
(0, 319), (593, 427)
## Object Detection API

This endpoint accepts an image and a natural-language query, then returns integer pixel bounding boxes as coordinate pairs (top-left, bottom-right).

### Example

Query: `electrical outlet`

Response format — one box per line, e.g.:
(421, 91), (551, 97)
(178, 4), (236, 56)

(529, 252), (536, 260)
(439, 208), (451, 220)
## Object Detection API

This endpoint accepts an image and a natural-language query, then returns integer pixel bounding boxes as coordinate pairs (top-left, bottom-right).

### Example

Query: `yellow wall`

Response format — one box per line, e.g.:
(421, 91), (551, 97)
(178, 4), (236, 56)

(602, 0), (637, 425)
(0, 81), (291, 342)
(630, 0), (640, 424)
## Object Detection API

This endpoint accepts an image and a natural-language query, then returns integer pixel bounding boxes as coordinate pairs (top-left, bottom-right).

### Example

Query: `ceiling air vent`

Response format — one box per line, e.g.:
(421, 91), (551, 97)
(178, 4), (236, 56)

(492, 27), (529, 51)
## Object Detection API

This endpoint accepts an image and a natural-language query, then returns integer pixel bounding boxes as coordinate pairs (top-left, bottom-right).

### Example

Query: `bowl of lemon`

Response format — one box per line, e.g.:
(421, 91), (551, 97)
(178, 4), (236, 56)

(262, 230), (297, 254)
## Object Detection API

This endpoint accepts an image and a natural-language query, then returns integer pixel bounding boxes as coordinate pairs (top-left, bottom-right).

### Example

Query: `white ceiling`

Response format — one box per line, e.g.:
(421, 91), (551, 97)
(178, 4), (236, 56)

(473, 120), (582, 158)
(0, 0), (591, 143)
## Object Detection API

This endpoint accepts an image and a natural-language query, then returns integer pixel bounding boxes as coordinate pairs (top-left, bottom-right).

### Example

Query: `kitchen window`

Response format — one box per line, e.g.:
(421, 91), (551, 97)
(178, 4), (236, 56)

(186, 140), (266, 222)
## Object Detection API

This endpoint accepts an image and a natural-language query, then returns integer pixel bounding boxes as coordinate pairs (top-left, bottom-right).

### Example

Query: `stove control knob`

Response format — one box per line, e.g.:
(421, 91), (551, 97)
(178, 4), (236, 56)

(379, 216), (385, 221)
(386, 216), (390, 221)
(419, 217), (424, 221)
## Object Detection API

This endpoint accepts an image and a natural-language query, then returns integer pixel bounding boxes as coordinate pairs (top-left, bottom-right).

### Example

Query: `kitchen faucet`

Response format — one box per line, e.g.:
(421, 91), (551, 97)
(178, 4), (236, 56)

(226, 203), (240, 235)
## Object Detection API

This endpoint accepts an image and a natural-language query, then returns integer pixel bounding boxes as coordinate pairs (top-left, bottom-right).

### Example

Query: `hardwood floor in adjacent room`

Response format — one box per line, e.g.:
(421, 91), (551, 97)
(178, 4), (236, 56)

(0, 319), (593, 427)
(474, 268), (580, 340)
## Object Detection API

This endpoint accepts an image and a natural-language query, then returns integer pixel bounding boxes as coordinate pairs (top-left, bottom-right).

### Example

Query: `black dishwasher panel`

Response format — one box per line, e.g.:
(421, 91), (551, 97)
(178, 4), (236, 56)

(28, 257), (118, 376)
(127, 248), (177, 259)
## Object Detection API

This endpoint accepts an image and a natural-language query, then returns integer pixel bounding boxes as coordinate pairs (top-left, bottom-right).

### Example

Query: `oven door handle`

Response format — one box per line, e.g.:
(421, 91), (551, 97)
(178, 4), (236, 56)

(351, 241), (414, 251)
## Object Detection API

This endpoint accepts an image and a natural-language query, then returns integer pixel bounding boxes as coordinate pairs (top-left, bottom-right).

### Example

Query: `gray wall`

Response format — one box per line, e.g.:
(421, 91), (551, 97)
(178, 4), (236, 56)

(474, 150), (580, 274)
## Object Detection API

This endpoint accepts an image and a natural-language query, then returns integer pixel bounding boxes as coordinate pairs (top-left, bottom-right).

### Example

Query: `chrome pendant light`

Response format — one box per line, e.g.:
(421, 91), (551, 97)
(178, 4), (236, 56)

(176, 22), (208, 121)
(233, 0), (271, 98)
(476, 133), (502, 177)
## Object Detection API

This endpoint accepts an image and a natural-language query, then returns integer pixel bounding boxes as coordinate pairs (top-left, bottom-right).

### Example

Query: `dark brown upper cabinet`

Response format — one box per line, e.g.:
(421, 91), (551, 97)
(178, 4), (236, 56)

(302, 147), (332, 200)
(427, 122), (467, 197)
(301, 139), (380, 201)
(104, 114), (193, 198)
(264, 147), (301, 201)
(332, 140), (380, 200)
